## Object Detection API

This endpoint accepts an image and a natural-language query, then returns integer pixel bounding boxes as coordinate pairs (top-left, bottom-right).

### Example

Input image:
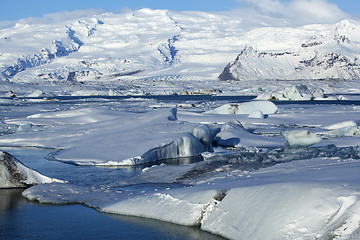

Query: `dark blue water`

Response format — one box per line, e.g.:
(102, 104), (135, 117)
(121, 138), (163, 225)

(2, 94), (360, 106)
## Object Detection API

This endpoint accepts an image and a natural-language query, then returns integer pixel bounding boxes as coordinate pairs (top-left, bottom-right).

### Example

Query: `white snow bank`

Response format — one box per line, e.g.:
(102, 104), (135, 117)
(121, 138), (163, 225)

(201, 183), (360, 240)
(214, 120), (284, 148)
(0, 151), (64, 188)
(206, 101), (278, 115)
(22, 182), (222, 226)
(256, 85), (324, 101)
(282, 130), (322, 147)
(0, 108), (212, 165)
(101, 189), (221, 226)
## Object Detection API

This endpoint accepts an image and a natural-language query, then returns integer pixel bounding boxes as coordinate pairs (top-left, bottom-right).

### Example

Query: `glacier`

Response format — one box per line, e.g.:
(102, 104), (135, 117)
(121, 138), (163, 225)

(1, 7), (360, 240)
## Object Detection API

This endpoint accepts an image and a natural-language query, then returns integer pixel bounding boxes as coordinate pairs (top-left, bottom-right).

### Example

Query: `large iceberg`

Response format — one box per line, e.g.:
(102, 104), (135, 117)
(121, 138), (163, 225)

(0, 151), (63, 188)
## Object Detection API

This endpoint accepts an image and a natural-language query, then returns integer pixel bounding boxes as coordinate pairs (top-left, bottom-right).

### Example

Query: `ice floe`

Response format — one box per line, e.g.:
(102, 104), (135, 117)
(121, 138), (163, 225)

(0, 107), (213, 165)
(206, 101), (278, 115)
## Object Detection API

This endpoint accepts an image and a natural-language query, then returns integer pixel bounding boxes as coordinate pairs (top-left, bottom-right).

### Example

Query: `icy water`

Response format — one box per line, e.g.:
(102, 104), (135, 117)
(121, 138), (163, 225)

(1, 94), (360, 239)
(0, 147), (224, 240)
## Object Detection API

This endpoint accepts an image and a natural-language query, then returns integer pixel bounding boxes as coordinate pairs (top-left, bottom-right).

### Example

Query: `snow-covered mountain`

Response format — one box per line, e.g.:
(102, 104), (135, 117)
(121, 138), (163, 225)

(219, 19), (360, 81)
(0, 9), (360, 86)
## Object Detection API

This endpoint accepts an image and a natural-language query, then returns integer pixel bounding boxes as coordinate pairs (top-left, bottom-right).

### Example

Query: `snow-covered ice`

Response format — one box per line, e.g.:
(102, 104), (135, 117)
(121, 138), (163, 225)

(0, 107), (212, 165)
(214, 120), (284, 148)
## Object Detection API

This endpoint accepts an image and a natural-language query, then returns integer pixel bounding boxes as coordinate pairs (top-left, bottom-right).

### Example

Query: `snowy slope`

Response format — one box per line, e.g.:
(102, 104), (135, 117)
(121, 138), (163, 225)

(1, 9), (360, 87)
(219, 19), (360, 81)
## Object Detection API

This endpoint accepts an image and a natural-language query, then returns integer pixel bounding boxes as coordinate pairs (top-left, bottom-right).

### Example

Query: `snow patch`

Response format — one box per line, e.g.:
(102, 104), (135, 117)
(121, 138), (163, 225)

(201, 184), (360, 240)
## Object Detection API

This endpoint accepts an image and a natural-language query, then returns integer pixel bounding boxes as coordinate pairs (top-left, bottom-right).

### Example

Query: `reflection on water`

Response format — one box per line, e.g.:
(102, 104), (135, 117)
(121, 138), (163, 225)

(0, 189), (224, 240)
(0, 188), (26, 212)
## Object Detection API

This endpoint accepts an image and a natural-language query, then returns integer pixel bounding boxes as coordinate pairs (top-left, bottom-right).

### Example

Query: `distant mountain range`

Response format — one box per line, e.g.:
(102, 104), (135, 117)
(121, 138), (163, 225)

(219, 19), (360, 81)
(0, 9), (359, 84)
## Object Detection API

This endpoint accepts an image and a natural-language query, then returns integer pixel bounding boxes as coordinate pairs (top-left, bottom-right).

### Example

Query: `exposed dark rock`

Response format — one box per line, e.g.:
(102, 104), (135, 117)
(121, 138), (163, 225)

(0, 151), (29, 188)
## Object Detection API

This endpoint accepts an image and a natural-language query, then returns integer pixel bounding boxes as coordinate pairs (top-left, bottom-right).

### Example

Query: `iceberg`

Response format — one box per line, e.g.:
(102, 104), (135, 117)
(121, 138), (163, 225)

(248, 110), (264, 119)
(214, 121), (284, 148)
(324, 120), (359, 136)
(0, 151), (64, 188)
(282, 129), (322, 147)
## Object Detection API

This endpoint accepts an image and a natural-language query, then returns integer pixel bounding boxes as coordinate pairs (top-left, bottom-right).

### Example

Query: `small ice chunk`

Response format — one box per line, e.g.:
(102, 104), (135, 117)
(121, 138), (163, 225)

(248, 110), (264, 119)
(167, 107), (178, 121)
(207, 101), (278, 115)
(282, 130), (321, 148)
(325, 121), (359, 136)
(16, 123), (33, 132)
(329, 126), (359, 136)
(325, 121), (357, 130)
(192, 124), (213, 151)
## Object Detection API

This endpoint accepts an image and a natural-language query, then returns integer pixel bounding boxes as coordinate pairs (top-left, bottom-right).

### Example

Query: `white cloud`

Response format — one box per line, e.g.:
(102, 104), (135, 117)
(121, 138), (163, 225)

(236, 0), (349, 25)
(17, 9), (105, 25)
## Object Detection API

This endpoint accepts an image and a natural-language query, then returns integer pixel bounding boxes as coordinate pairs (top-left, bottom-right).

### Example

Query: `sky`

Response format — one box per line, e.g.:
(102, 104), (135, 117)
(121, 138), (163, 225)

(0, 0), (359, 22)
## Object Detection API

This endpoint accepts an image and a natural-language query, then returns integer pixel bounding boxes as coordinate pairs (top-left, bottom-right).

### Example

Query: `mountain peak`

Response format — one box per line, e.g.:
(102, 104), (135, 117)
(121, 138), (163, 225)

(1, 12), (360, 83)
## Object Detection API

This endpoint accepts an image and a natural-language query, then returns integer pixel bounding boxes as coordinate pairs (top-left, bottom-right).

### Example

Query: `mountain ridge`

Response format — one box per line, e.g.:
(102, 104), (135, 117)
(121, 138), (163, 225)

(0, 9), (359, 85)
